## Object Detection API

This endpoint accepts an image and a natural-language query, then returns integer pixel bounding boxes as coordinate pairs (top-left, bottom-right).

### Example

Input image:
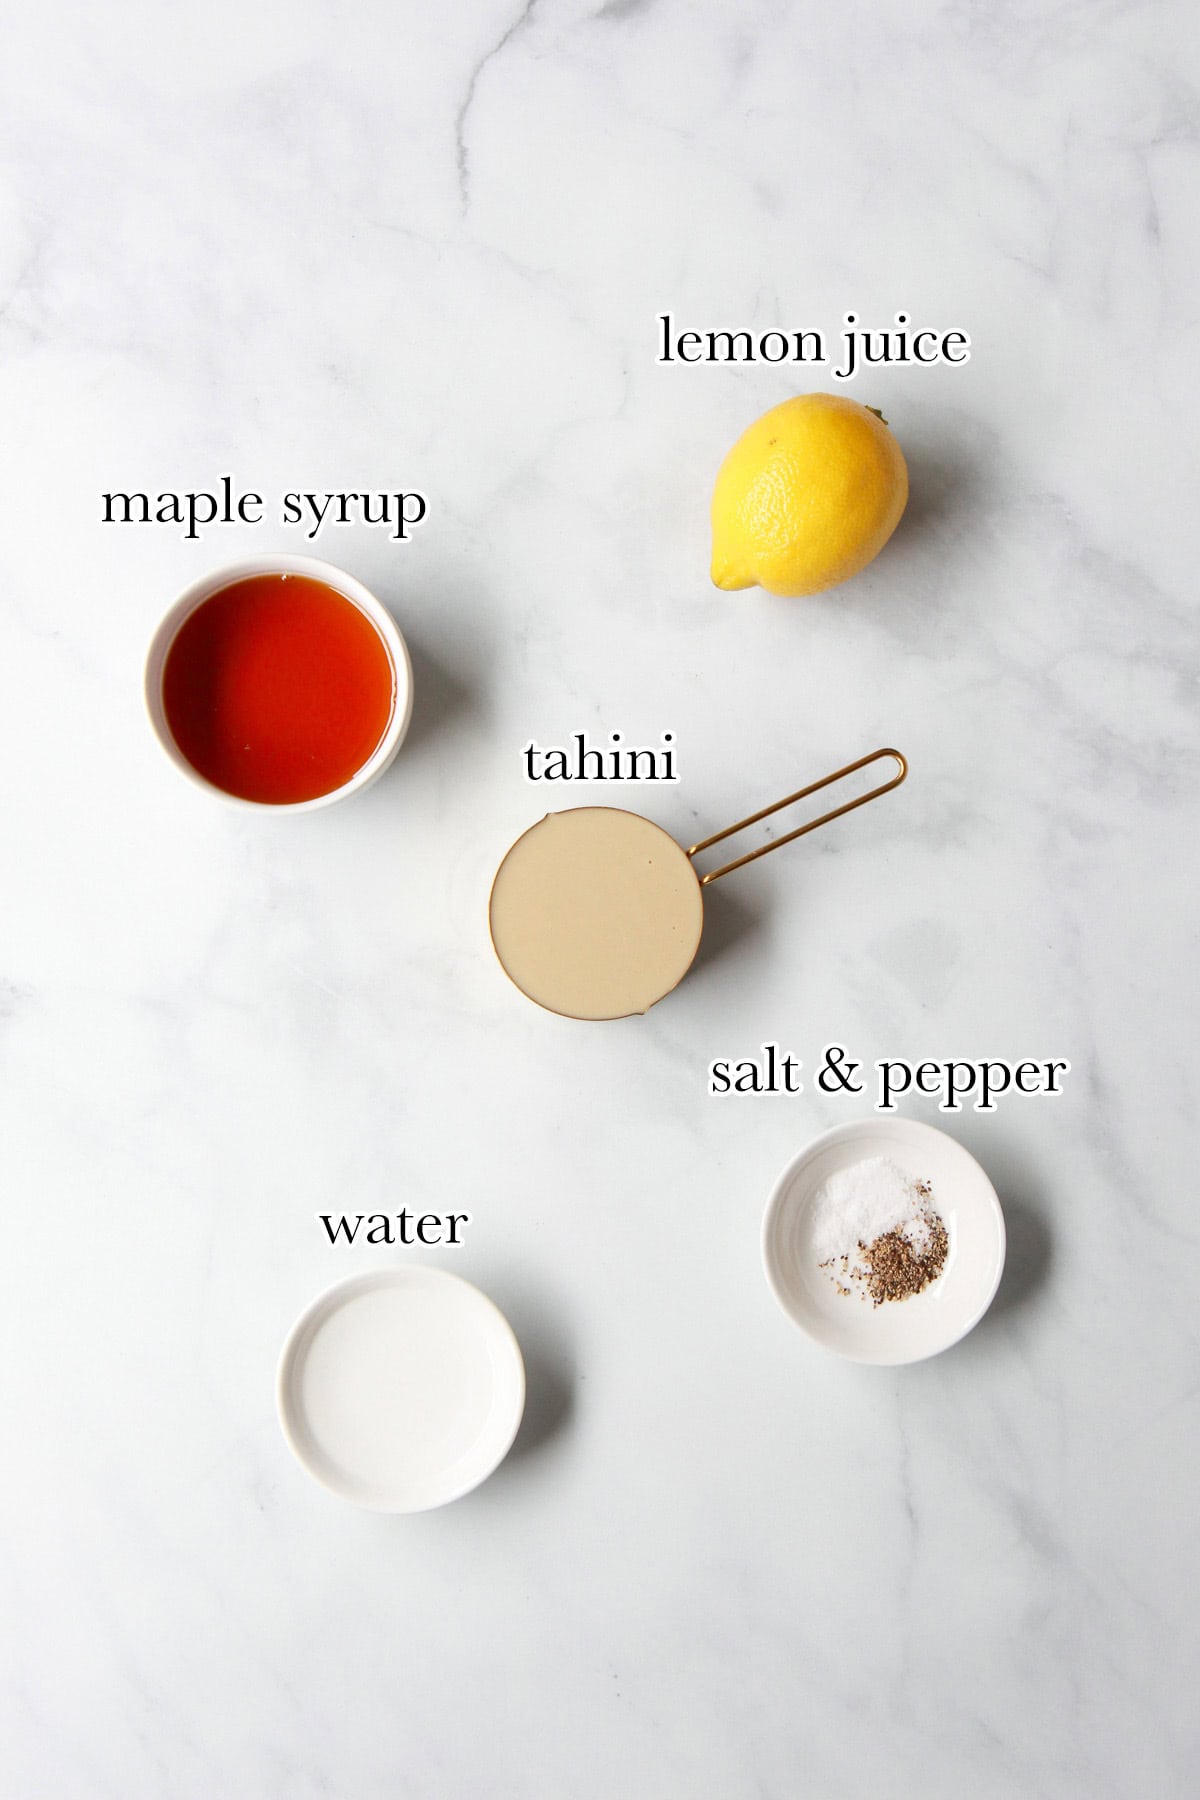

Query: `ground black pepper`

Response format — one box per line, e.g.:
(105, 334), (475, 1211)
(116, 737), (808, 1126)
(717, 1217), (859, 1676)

(856, 1205), (948, 1307)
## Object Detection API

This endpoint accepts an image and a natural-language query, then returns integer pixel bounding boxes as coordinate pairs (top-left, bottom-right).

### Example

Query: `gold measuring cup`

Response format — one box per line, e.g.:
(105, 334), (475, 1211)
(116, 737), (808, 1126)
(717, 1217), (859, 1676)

(489, 747), (907, 1020)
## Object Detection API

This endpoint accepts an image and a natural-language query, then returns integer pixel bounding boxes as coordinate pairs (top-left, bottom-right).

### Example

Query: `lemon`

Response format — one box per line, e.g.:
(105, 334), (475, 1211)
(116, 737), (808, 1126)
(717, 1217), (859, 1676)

(711, 393), (908, 597)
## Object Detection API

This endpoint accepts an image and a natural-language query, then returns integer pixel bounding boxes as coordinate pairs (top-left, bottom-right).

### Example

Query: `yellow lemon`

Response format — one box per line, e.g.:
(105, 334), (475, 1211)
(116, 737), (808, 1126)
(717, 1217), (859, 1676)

(711, 393), (908, 597)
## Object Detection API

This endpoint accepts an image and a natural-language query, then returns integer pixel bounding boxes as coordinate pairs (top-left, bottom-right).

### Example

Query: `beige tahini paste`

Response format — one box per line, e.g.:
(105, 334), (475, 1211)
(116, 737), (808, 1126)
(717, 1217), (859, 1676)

(489, 808), (704, 1020)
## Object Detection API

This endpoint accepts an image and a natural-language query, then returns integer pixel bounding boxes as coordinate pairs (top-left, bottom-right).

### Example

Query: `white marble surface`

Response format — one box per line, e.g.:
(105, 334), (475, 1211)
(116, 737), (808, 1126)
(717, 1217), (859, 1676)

(2, 2), (1198, 1794)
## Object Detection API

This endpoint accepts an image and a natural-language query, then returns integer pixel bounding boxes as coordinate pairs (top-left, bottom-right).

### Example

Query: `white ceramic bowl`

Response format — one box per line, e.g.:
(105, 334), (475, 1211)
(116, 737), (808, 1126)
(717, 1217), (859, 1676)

(277, 1268), (526, 1512)
(762, 1118), (1005, 1364)
(143, 552), (414, 812)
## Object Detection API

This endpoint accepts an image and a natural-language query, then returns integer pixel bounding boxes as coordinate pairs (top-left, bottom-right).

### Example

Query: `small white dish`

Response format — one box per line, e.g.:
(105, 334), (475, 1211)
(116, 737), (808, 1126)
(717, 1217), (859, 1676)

(144, 552), (414, 812)
(762, 1118), (1005, 1364)
(277, 1268), (525, 1511)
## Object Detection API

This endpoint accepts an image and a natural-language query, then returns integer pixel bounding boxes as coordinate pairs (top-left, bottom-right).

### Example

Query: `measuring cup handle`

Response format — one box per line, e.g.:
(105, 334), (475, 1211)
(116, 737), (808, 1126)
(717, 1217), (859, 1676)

(686, 748), (907, 886)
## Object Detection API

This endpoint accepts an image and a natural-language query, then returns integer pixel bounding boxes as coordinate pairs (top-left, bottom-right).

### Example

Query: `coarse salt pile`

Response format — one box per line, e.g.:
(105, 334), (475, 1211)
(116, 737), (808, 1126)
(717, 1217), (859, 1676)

(810, 1156), (948, 1305)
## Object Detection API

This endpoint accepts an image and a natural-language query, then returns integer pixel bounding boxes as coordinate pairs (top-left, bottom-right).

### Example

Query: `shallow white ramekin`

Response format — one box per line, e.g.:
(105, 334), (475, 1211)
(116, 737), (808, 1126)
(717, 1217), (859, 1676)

(143, 552), (414, 812)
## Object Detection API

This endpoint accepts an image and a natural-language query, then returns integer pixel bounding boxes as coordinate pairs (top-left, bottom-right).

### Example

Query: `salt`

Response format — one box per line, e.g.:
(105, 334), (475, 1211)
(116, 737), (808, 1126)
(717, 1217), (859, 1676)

(810, 1156), (936, 1267)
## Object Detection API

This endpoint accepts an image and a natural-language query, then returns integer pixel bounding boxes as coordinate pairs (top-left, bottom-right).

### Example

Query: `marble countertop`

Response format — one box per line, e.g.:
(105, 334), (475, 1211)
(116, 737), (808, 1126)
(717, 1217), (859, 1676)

(2, 2), (1198, 1795)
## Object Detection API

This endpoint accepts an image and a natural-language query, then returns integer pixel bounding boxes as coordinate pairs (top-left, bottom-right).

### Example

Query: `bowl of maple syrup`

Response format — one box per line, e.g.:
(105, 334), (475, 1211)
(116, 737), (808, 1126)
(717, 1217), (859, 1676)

(144, 554), (413, 810)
